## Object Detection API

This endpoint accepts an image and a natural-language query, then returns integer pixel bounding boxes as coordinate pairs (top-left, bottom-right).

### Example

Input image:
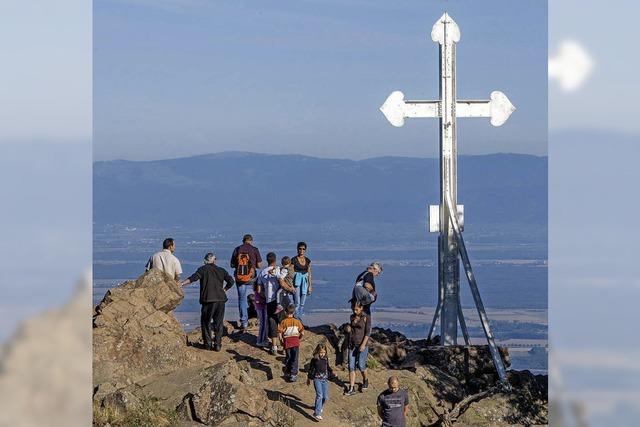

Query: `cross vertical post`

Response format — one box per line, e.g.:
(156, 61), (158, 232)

(379, 12), (515, 384)
(435, 12), (461, 347)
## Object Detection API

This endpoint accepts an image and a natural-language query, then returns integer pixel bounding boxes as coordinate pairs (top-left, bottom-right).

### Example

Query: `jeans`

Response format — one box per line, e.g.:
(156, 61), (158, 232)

(236, 282), (252, 327)
(347, 346), (369, 372)
(293, 286), (308, 317)
(256, 306), (268, 345)
(284, 346), (299, 376)
(313, 378), (329, 415)
(293, 272), (309, 317)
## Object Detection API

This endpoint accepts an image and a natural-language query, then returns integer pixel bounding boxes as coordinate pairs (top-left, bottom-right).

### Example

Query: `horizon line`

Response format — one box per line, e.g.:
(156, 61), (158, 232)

(94, 150), (548, 164)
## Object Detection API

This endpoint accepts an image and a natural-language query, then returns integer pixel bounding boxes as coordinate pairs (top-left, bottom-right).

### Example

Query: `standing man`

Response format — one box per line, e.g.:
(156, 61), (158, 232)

(377, 376), (410, 427)
(145, 237), (182, 282)
(350, 262), (383, 316)
(181, 253), (234, 352)
(230, 234), (263, 332)
(258, 252), (295, 355)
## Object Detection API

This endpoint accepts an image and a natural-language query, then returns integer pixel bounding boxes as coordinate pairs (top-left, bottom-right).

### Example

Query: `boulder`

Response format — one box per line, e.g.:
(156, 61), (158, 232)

(419, 345), (511, 392)
(367, 327), (512, 391)
(93, 270), (190, 384)
(368, 327), (434, 369)
(454, 390), (548, 426)
(177, 360), (271, 425)
(100, 388), (142, 413)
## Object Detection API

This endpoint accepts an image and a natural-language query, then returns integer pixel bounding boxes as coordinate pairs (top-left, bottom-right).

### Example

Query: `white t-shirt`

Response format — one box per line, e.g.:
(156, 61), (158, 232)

(146, 249), (182, 280)
(258, 266), (287, 303)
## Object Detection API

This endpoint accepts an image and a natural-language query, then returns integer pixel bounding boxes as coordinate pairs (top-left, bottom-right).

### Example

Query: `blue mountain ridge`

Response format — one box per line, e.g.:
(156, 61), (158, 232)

(93, 152), (547, 228)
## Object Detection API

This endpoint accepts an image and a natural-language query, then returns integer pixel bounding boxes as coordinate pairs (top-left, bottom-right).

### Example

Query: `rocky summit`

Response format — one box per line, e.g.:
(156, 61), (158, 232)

(93, 271), (548, 426)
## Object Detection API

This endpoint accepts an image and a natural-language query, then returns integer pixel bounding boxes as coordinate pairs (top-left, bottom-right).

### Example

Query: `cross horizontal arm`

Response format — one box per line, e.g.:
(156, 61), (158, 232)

(456, 91), (516, 126)
(403, 100), (439, 118)
(380, 91), (439, 127)
(381, 91), (515, 127)
(456, 100), (491, 118)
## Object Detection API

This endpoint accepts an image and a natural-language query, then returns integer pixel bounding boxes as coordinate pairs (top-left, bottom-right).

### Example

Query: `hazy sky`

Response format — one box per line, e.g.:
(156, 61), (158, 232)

(95, 0), (547, 160)
(0, 0), (91, 143)
(0, 0), (92, 342)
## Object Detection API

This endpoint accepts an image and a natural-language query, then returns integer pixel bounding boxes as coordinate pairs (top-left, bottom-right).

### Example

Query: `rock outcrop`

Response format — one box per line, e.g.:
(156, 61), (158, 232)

(93, 272), (548, 426)
(368, 327), (512, 392)
(93, 269), (191, 384)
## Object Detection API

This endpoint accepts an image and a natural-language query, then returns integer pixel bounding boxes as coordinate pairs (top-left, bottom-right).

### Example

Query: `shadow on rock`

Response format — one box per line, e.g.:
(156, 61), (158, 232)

(265, 389), (317, 423)
(226, 348), (273, 381)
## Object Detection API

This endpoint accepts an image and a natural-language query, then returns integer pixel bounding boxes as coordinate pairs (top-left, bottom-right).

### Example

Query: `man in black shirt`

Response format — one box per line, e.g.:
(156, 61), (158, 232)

(181, 252), (234, 351)
(350, 261), (383, 316)
(377, 376), (410, 427)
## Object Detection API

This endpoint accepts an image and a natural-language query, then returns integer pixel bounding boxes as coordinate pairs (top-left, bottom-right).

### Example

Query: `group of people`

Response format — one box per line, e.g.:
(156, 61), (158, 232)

(145, 235), (410, 426)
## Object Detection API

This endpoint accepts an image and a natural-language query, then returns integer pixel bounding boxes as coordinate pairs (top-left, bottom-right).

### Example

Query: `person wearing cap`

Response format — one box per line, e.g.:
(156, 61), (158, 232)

(181, 252), (234, 351)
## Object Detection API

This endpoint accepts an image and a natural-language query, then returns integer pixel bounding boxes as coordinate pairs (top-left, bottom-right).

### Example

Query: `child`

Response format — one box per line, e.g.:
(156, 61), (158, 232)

(344, 301), (371, 396)
(276, 256), (296, 321)
(275, 288), (293, 321)
(253, 280), (269, 347)
(278, 303), (304, 382)
(307, 342), (334, 421)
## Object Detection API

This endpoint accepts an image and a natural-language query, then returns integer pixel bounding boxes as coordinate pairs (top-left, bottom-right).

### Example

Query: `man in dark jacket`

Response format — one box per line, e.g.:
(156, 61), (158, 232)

(181, 252), (235, 351)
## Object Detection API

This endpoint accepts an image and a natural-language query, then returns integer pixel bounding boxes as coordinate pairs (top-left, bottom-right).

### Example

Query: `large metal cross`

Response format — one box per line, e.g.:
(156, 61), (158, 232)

(380, 13), (515, 383)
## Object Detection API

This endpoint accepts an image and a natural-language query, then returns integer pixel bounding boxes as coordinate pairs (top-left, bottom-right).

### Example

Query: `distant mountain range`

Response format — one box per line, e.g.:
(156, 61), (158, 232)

(93, 152), (547, 228)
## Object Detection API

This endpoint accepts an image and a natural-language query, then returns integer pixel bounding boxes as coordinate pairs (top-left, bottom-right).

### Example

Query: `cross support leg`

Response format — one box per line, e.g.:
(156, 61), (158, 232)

(446, 194), (509, 385)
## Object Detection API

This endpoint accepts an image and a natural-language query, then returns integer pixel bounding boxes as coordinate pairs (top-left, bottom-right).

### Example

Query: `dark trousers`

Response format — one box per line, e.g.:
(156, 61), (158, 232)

(201, 301), (225, 348)
(284, 346), (299, 375)
(267, 300), (279, 339)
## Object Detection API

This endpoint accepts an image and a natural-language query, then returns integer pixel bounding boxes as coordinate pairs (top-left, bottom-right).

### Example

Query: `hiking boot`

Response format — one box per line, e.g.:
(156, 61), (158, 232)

(313, 413), (323, 421)
(289, 375), (298, 382)
(361, 379), (369, 391)
(213, 344), (221, 352)
(344, 386), (356, 396)
(270, 347), (278, 356)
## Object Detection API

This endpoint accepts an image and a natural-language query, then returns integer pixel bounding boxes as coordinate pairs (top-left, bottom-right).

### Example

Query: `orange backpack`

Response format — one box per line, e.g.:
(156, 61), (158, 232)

(235, 252), (254, 282)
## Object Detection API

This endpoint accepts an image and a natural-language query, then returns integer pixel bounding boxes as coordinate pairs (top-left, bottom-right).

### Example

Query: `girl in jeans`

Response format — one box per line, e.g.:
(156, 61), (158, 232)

(344, 302), (371, 395)
(307, 342), (333, 421)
